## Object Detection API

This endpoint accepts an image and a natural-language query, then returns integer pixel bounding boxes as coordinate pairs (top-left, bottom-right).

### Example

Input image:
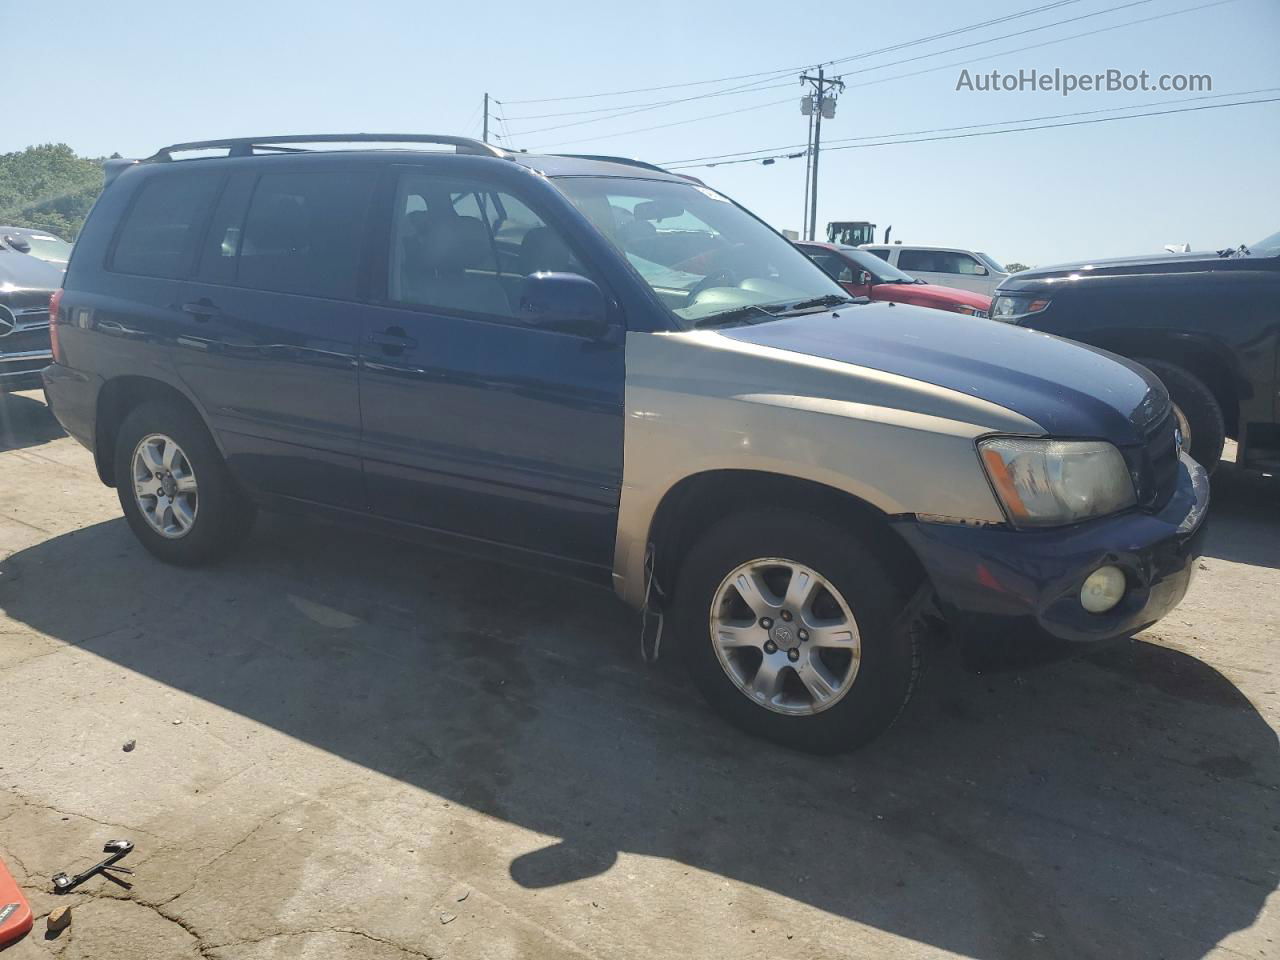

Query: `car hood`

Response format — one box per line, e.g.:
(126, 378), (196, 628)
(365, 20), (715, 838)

(717, 302), (1167, 445)
(0, 250), (63, 292)
(1002, 249), (1236, 287)
(874, 281), (990, 309)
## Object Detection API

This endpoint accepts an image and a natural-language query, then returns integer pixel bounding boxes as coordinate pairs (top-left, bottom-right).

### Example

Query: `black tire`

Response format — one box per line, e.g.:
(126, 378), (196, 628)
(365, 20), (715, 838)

(671, 509), (921, 754)
(113, 400), (255, 565)
(1137, 359), (1226, 473)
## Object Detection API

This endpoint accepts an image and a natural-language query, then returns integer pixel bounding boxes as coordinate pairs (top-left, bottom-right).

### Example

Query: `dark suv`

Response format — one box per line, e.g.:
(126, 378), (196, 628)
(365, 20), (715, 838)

(992, 233), (1280, 474)
(43, 134), (1208, 752)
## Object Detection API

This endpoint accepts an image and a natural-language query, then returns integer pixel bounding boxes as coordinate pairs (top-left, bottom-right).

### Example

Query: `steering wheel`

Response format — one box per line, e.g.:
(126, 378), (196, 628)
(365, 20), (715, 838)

(681, 242), (751, 303)
(685, 268), (739, 303)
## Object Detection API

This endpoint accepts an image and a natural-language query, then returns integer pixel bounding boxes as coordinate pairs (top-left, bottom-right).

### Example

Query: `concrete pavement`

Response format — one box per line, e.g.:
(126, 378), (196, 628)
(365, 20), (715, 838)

(1, 389), (1277, 960)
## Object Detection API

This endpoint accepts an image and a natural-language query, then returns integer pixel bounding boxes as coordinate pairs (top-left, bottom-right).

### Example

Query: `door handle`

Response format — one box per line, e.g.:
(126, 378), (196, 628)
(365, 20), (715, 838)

(367, 328), (418, 353)
(181, 299), (221, 321)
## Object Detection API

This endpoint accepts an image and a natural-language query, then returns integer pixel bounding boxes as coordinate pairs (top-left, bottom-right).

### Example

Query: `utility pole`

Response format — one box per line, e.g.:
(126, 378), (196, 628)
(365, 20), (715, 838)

(802, 110), (814, 239)
(799, 68), (844, 241)
(483, 92), (490, 143)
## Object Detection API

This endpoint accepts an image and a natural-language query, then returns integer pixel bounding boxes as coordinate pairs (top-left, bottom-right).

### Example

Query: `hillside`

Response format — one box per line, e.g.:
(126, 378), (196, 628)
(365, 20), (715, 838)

(0, 144), (110, 240)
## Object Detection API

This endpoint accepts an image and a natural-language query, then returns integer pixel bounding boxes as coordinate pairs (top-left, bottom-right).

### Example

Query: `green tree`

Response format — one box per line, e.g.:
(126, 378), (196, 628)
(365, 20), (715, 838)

(1005, 261), (1031, 273)
(0, 144), (106, 240)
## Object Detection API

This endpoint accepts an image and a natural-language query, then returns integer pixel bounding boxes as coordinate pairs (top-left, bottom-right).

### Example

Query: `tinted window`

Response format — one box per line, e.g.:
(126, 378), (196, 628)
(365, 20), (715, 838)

(389, 172), (585, 319)
(111, 173), (221, 278)
(896, 249), (938, 272)
(899, 249), (985, 275)
(803, 249), (854, 283)
(838, 246), (917, 283)
(862, 247), (892, 262)
(236, 171), (375, 300)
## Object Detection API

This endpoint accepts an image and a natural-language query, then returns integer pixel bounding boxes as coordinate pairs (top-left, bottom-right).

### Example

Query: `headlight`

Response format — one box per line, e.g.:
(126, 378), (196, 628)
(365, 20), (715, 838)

(991, 294), (1051, 323)
(979, 438), (1136, 527)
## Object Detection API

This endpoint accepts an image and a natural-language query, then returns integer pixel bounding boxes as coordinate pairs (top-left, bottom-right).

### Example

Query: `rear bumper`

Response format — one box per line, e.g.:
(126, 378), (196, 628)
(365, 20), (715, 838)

(40, 362), (99, 451)
(893, 453), (1210, 656)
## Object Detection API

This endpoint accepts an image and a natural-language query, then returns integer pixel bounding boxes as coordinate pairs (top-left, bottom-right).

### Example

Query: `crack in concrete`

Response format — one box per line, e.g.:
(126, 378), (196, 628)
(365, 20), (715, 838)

(208, 926), (439, 959)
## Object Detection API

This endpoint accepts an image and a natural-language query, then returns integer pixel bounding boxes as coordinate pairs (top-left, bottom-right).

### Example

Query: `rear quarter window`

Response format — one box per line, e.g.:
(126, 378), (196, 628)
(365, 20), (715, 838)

(111, 173), (222, 278)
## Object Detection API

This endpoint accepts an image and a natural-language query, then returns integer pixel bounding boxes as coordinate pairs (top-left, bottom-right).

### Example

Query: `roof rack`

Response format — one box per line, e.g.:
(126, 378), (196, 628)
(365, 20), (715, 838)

(147, 134), (506, 162)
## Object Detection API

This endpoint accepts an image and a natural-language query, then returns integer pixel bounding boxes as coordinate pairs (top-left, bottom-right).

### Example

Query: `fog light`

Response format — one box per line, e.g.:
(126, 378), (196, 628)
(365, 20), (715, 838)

(1080, 565), (1126, 614)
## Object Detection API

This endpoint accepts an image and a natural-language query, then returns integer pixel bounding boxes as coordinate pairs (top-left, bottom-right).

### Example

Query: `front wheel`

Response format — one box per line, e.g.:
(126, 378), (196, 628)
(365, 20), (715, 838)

(1137, 359), (1226, 473)
(671, 510), (921, 753)
(113, 401), (255, 565)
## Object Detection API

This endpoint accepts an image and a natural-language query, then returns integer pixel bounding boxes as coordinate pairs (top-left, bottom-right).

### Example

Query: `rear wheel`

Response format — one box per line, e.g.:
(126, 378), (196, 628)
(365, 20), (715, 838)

(672, 509), (920, 753)
(1138, 359), (1226, 473)
(113, 401), (255, 565)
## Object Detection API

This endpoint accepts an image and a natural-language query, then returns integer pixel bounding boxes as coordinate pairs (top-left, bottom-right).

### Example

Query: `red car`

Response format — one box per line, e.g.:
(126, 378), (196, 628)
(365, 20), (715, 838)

(796, 241), (992, 317)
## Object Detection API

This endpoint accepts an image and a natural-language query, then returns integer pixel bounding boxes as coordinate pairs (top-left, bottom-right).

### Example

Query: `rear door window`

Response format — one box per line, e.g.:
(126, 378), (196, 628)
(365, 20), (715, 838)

(234, 170), (375, 300)
(111, 173), (221, 278)
(897, 249), (939, 273)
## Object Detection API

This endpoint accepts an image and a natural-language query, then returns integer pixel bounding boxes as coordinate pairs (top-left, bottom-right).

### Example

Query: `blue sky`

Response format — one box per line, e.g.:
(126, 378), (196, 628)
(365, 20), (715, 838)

(4, 0), (1278, 265)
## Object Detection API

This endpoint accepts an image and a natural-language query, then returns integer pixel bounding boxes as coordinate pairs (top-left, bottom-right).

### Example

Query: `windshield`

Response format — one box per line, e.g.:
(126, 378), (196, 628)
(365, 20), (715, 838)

(1249, 231), (1280, 256)
(976, 252), (1006, 273)
(5, 232), (73, 265)
(836, 246), (917, 283)
(552, 177), (849, 325)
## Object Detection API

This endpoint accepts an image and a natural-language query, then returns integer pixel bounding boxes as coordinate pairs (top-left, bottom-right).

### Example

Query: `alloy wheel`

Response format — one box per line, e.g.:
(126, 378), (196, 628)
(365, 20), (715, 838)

(709, 557), (861, 716)
(132, 433), (199, 539)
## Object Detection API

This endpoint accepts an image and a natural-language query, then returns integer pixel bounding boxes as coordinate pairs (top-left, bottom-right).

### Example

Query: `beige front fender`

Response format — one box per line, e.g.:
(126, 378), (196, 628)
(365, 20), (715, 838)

(612, 330), (1043, 607)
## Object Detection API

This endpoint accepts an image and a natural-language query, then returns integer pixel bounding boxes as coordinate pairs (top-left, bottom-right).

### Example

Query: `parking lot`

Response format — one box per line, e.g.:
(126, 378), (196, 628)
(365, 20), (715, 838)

(0, 387), (1276, 959)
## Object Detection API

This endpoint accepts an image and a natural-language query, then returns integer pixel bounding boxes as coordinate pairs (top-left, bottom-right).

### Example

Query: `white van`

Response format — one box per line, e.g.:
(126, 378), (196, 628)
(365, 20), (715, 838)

(860, 244), (1009, 297)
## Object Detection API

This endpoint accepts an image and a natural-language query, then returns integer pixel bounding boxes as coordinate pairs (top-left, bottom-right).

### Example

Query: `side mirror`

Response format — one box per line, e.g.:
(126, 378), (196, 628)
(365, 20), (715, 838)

(519, 272), (609, 338)
(972, 265), (989, 276)
(856, 270), (874, 287)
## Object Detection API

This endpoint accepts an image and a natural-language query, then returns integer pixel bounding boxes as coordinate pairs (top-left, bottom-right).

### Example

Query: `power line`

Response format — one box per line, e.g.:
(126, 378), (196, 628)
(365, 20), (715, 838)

(660, 85), (1280, 166)
(828, 0), (1153, 76)
(842, 0), (1238, 93)
(499, 0), (1088, 105)
(535, 0), (1233, 154)
(664, 96), (1280, 168)
(523, 95), (799, 151)
(499, 74), (796, 122)
(500, 0), (1133, 128)
(499, 74), (797, 138)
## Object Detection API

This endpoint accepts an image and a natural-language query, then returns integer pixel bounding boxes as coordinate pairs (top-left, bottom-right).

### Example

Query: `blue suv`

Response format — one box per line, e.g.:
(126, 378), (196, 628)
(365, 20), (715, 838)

(43, 135), (1209, 751)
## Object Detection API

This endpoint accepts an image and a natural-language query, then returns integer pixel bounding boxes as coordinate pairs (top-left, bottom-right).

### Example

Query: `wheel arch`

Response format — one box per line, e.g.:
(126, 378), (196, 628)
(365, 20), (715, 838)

(94, 376), (212, 487)
(644, 469), (928, 607)
(1087, 330), (1241, 437)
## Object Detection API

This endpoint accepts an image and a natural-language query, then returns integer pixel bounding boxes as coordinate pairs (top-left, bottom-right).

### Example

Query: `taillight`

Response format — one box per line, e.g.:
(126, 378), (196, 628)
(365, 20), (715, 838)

(49, 289), (64, 364)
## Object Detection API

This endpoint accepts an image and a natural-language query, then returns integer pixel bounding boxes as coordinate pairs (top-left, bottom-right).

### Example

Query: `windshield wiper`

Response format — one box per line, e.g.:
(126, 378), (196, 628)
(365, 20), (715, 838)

(691, 304), (783, 328)
(774, 294), (858, 314)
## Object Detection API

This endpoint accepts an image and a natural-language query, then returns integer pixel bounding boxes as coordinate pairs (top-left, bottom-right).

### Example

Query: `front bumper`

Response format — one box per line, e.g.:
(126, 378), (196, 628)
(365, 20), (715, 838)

(1, 350), (53, 392)
(893, 452), (1210, 657)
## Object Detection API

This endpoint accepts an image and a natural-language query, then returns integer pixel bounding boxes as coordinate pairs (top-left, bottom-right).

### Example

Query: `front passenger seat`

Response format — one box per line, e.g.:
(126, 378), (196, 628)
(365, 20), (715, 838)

(409, 216), (511, 317)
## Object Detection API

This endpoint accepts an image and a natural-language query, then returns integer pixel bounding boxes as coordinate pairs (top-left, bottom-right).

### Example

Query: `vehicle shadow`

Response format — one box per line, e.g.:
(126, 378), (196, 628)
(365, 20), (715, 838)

(0, 391), (63, 451)
(2, 513), (1275, 960)
(1203, 461), (1280, 569)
